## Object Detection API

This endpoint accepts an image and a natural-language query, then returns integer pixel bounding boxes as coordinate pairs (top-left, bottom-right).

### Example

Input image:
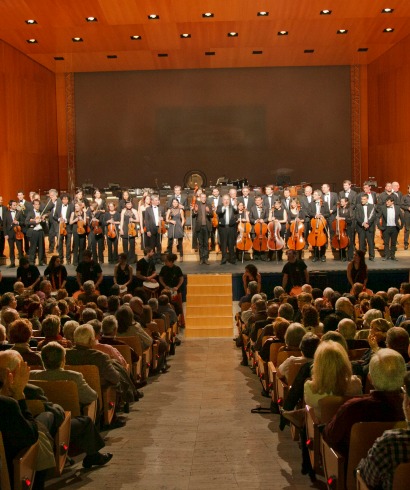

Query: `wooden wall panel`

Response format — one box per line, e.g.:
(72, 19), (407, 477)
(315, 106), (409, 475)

(367, 33), (410, 191)
(0, 40), (59, 202)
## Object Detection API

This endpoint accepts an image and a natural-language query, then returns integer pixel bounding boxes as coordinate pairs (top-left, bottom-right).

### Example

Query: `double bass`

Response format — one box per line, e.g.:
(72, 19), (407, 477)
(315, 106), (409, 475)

(287, 205), (305, 251)
(331, 203), (349, 250)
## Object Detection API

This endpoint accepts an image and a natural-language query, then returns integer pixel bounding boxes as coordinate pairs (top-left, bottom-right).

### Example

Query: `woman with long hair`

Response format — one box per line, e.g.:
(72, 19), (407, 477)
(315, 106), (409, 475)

(43, 255), (68, 292)
(242, 263), (261, 293)
(347, 249), (368, 289)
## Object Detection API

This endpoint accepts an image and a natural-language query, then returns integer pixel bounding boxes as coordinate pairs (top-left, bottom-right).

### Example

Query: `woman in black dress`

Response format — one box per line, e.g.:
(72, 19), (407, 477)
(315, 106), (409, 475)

(114, 252), (134, 293)
(43, 255), (68, 292)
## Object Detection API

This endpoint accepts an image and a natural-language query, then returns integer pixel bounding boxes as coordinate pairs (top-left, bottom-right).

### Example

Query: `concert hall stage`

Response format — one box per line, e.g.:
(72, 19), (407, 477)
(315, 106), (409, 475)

(1, 254), (409, 301)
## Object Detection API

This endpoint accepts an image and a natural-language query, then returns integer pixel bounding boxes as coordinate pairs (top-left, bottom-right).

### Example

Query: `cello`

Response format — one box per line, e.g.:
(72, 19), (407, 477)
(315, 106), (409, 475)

(287, 204), (305, 251)
(331, 202), (349, 253)
(212, 207), (220, 253)
(307, 200), (328, 254)
(252, 221), (268, 252)
(237, 217), (252, 257)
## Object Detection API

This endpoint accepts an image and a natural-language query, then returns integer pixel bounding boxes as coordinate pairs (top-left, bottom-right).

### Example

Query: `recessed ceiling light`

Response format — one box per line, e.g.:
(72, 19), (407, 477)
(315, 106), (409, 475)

(257, 12), (269, 17)
(278, 31), (288, 36)
(227, 32), (238, 37)
(382, 8), (394, 14)
(202, 13), (214, 18)
(205, 51), (215, 56)
(54, 56), (65, 60)
(337, 29), (348, 34)
(26, 38), (38, 44)
(304, 49), (315, 53)
(383, 27), (395, 32)
(148, 14), (159, 20)
(130, 35), (141, 40)
(252, 50), (263, 55)
(72, 37), (83, 42)
(25, 19), (37, 25)
(358, 48), (368, 52)
(86, 17), (98, 22)
(107, 55), (117, 59)
(180, 33), (191, 38)
(158, 53), (168, 57)
(320, 10), (332, 15)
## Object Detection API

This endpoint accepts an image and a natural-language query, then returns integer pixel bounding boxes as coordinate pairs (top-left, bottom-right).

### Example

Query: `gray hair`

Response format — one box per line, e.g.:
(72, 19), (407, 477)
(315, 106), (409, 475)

(369, 348), (406, 391)
(248, 281), (259, 295)
(63, 321), (79, 343)
(148, 298), (159, 311)
(251, 294), (262, 304)
(278, 303), (294, 322)
(83, 281), (95, 295)
(362, 308), (383, 328)
(284, 323), (306, 349)
(41, 315), (61, 337)
(101, 315), (118, 336)
(337, 318), (357, 340)
(82, 308), (97, 324)
(41, 341), (65, 369)
(73, 324), (95, 346)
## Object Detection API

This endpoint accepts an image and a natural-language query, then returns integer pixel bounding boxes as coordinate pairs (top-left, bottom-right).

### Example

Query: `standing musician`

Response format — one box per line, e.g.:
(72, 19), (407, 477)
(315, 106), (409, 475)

(166, 185), (188, 211)
(166, 198), (185, 261)
(355, 193), (376, 261)
(87, 202), (105, 263)
(281, 187), (292, 213)
(229, 188), (238, 208)
(357, 181), (378, 207)
(237, 186), (254, 211)
(378, 196), (403, 261)
(25, 199), (47, 266)
(0, 195), (7, 259)
(338, 180), (357, 209)
(138, 193), (151, 250)
(4, 200), (24, 268)
(208, 187), (223, 250)
(262, 185), (276, 212)
(249, 194), (269, 261)
(16, 190), (33, 254)
(191, 192), (213, 265)
(217, 194), (238, 265)
(69, 202), (88, 266)
(307, 190), (330, 262)
(300, 185), (314, 249)
(337, 197), (355, 261)
(287, 198), (306, 259)
(268, 199), (287, 262)
(237, 201), (250, 222)
(321, 183), (338, 243)
(93, 189), (106, 212)
(392, 181), (402, 202)
(377, 182), (400, 206)
(42, 189), (60, 254)
(143, 194), (165, 265)
(400, 184), (410, 250)
(190, 186), (203, 251)
(104, 202), (121, 264)
(118, 190), (131, 211)
(53, 194), (73, 265)
(120, 200), (139, 264)
(73, 188), (90, 209)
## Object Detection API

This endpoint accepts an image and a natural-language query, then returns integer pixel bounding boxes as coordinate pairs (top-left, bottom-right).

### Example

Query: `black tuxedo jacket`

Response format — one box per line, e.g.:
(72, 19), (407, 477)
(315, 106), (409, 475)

(166, 195), (189, 210)
(322, 192), (338, 217)
(216, 204), (239, 227)
(338, 190), (358, 208)
(357, 191), (378, 206)
(262, 194), (277, 211)
(307, 201), (330, 220)
(355, 203), (377, 229)
(237, 196), (254, 211)
(378, 204), (403, 230)
(299, 196), (314, 217)
(208, 196), (223, 209)
(249, 205), (269, 224)
(4, 210), (24, 238)
(144, 205), (165, 234)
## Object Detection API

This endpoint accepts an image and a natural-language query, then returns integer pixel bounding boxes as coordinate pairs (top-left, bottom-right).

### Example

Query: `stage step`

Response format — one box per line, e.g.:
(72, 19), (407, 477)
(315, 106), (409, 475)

(185, 273), (233, 338)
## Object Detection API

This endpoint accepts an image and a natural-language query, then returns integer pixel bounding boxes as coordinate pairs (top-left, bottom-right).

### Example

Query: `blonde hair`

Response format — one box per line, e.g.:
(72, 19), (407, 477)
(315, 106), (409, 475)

(310, 341), (352, 396)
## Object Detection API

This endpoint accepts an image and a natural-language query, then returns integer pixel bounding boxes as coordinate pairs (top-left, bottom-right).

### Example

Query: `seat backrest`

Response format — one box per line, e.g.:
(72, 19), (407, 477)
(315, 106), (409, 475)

(276, 349), (301, 368)
(286, 360), (307, 386)
(65, 364), (102, 405)
(240, 302), (251, 312)
(0, 431), (11, 490)
(348, 348), (368, 361)
(393, 462), (410, 490)
(113, 344), (133, 367)
(120, 336), (143, 356)
(347, 421), (407, 490)
(269, 342), (285, 365)
(318, 395), (355, 424)
(142, 305), (152, 324)
(153, 318), (166, 334)
(29, 380), (81, 417)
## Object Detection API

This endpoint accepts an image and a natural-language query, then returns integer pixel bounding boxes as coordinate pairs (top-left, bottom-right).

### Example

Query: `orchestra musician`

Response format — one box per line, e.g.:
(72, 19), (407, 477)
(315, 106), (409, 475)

(4, 200), (24, 268)
(103, 202), (121, 264)
(307, 190), (330, 262)
(237, 186), (254, 211)
(262, 185), (276, 212)
(338, 180), (357, 209)
(69, 202), (88, 266)
(299, 185), (314, 249)
(217, 194), (238, 265)
(0, 195), (7, 259)
(25, 199), (46, 266)
(208, 187), (223, 251)
(166, 185), (188, 211)
(249, 194), (269, 261)
(93, 189), (106, 212)
(357, 181), (378, 207)
(118, 189), (131, 211)
(268, 199), (287, 262)
(281, 187), (292, 213)
(392, 181), (403, 202)
(321, 183), (338, 243)
(39, 188), (60, 254)
(400, 184), (410, 250)
(73, 188), (90, 209)
(119, 200), (139, 264)
(53, 194), (73, 265)
(142, 194), (165, 265)
(191, 192), (213, 265)
(377, 182), (400, 206)
(237, 201), (250, 222)
(166, 198), (185, 261)
(355, 193), (376, 261)
(338, 197), (355, 261)
(287, 198), (306, 259)
(16, 190), (32, 254)
(138, 193), (151, 250)
(378, 196), (403, 261)
(228, 188), (238, 208)
(87, 202), (105, 263)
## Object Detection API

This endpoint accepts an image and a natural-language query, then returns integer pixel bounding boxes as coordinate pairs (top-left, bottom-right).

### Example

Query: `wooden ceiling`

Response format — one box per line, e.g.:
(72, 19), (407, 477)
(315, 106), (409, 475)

(1, 0), (410, 73)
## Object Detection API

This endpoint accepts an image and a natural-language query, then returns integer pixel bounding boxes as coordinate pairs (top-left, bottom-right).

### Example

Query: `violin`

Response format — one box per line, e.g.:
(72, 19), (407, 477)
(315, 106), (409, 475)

(287, 205), (305, 251)
(331, 203), (349, 250)
(191, 184), (199, 208)
(59, 220), (67, 236)
(158, 219), (166, 235)
(307, 202), (327, 248)
(107, 221), (117, 239)
(128, 222), (137, 237)
(92, 214), (103, 235)
(14, 224), (24, 240)
(267, 220), (284, 250)
(236, 217), (252, 251)
(77, 213), (86, 235)
(212, 208), (218, 228)
(252, 220), (268, 252)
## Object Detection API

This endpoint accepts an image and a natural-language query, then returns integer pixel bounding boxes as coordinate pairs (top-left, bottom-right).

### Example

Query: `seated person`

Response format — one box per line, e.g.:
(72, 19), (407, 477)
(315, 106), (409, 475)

(77, 280), (100, 306)
(324, 348), (406, 460)
(386, 326), (410, 363)
(0, 324), (14, 351)
(37, 315), (72, 350)
(337, 318), (369, 349)
(9, 318), (43, 366)
(88, 319), (128, 369)
(100, 315), (138, 364)
(259, 317), (290, 362)
(157, 294), (178, 326)
(115, 305), (153, 351)
(357, 371), (410, 490)
(277, 332), (320, 382)
(62, 320), (79, 344)
(16, 257), (41, 290)
(76, 250), (103, 293)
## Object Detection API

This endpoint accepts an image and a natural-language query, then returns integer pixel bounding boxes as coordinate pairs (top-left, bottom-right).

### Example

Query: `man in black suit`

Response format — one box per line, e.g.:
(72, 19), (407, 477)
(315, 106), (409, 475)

(378, 196), (403, 261)
(144, 194), (165, 264)
(208, 188), (223, 250)
(262, 185), (276, 212)
(281, 187), (292, 213)
(377, 182), (400, 206)
(25, 199), (46, 266)
(356, 181), (378, 208)
(300, 185), (314, 247)
(192, 192), (213, 264)
(4, 200), (24, 268)
(338, 180), (358, 210)
(0, 195), (7, 258)
(400, 184), (410, 250)
(237, 186), (254, 211)
(392, 181), (403, 202)
(42, 188), (61, 254)
(307, 190), (330, 262)
(16, 190), (33, 254)
(249, 194), (269, 261)
(166, 185), (189, 210)
(53, 194), (73, 264)
(321, 183), (338, 242)
(355, 193), (377, 261)
(217, 194), (239, 265)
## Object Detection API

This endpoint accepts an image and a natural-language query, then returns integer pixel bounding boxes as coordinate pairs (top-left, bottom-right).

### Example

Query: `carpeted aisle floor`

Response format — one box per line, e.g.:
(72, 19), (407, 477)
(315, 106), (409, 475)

(46, 338), (325, 490)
